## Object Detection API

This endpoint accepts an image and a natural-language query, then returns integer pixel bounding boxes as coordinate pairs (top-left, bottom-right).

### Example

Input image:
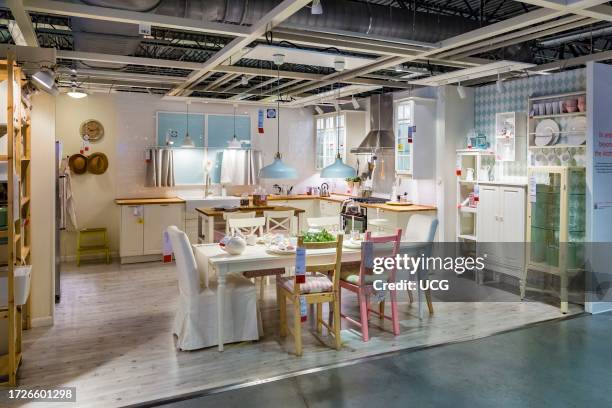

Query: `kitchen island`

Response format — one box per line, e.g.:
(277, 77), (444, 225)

(196, 205), (306, 243)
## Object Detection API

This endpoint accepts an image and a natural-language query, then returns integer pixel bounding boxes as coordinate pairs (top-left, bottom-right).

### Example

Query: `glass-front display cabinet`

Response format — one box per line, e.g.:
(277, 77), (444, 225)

(394, 98), (436, 179)
(395, 101), (413, 174)
(523, 166), (585, 313)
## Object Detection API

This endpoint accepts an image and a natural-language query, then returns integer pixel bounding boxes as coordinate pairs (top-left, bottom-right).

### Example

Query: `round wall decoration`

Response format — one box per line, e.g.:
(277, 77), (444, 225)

(80, 119), (105, 142)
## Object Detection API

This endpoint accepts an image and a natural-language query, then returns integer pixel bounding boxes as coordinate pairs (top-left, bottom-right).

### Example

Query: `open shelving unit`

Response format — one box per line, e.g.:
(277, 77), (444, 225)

(455, 149), (496, 243)
(0, 55), (32, 386)
(527, 91), (587, 167)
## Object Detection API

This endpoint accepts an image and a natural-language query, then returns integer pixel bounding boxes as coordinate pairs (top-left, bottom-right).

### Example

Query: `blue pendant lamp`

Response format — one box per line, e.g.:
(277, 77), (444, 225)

(260, 56), (298, 180)
(320, 89), (356, 178)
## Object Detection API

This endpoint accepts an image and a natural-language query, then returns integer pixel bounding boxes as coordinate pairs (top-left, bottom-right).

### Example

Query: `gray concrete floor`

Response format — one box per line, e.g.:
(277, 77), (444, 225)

(156, 312), (612, 408)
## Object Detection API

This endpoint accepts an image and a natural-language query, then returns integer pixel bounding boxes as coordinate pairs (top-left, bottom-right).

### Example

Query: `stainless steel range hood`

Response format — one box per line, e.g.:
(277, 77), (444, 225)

(351, 94), (395, 154)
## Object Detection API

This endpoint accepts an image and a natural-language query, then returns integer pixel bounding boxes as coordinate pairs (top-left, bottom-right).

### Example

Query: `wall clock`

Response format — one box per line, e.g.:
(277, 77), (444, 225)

(80, 119), (104, 142)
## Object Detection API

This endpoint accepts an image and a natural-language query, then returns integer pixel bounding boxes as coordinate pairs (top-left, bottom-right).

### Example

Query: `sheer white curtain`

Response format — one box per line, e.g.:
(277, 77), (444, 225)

(145, 148), (175, 187)
(220, 149), (262, 185)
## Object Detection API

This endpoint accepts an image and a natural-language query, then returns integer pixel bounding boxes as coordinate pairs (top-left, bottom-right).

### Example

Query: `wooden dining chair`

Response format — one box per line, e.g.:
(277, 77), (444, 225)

(340, 229), (402, 341)
(264, 210), (294, 235)
(227, 217), (265, 237)
(223, 211), (256, 234)
(228, 216), (280, 300)
(306, 216), (341, 231)
(277, 234), (344, 356)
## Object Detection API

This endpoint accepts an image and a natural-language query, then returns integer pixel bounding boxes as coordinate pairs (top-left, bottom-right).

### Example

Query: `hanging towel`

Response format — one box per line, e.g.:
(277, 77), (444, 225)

(60, 158), (78, 231)
(220, 150), (262, 185)
(145, 148), (175, 187)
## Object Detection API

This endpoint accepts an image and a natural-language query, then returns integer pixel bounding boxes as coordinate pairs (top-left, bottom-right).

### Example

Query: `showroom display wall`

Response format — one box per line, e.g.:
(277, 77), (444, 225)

(475, 69), (587, 140)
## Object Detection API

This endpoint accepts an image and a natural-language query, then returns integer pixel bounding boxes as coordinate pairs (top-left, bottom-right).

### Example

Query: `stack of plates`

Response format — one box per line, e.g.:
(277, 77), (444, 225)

(534, 119), (560, 146)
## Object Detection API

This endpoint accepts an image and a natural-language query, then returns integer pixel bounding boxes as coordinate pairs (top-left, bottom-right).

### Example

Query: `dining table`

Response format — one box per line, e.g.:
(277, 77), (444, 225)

(193, 241), (430, 351)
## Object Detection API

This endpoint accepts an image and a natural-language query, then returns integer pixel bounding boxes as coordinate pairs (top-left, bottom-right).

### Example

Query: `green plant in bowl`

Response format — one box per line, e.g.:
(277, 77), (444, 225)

(301, 229), (337, 243)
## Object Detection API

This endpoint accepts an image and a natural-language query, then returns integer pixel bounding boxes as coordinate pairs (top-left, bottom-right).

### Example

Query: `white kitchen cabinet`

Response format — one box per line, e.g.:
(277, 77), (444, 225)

(143, 204), (184, 255)
(120, 205), (144, 258)
(119, 203), (184, 263)
(319, 200), (342, 216)
(394, 98), (436, 178)
(477, 184), (526, 277)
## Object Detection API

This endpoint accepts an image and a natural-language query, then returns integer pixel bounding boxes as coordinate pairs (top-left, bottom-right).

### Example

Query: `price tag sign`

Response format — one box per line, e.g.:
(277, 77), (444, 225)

(162, 231), (172, 263)
(295, 247), (306, 284)
(455, 156), (462, 177)
(529, 175), (537, 203)
(299, 296), (307, 322)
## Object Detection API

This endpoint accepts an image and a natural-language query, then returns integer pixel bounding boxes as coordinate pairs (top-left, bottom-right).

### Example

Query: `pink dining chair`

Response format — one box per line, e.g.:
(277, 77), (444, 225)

(340, 228), (402, 342)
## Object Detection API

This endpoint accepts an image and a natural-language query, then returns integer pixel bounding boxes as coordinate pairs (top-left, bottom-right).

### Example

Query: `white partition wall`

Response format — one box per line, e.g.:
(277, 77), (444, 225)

(585, 62), (612, 314)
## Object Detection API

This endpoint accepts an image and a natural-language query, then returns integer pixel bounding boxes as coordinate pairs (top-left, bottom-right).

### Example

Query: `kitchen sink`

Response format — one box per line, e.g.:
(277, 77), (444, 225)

(177, 193), (240, 213)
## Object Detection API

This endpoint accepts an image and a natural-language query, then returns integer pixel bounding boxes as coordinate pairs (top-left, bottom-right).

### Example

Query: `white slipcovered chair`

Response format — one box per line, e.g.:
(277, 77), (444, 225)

(166, 226), (260, 350)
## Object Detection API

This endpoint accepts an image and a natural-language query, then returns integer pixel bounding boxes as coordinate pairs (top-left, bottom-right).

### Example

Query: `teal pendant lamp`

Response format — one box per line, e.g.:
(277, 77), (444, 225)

(259, 56), (298, 180)
(320, 154), (355, 178)
(320, 90), (356, 178)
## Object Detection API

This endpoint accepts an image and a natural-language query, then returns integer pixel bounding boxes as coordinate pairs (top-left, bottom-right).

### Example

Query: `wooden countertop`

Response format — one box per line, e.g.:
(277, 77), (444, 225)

(196, 205), (306, 217)
(266, 194), (436, 212)
(115, 197), (185, 205)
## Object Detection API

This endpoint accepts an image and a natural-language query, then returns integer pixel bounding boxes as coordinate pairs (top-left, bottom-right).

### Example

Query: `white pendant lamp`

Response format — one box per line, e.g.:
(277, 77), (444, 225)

(183, 100), (195, 148)
(228, 104), (242, 148)
(260, 57), (298, 180)
(320, 86), (356, 179)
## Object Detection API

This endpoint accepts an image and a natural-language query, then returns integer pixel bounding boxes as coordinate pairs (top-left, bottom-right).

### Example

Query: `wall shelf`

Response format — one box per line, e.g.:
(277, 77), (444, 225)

(0, 55), (32, 386)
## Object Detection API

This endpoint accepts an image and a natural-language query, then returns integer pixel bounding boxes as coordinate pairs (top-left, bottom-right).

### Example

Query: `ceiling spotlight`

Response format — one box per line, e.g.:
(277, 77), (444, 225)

(394, 64), (403, 72)
(457, 82), (467, 99)
(66, 74), (87, 99)
(334, 58), (345, 72)
(241, 76), (249, 85)
(272, 53), (285, 66)
(32, 68), (59, 96)
(351, 96), (360, 109)
(314, 105), (324, 115)
(496, 73), (505, 94)
(67, 86), (87, 99)
(311, 0), (323, 14)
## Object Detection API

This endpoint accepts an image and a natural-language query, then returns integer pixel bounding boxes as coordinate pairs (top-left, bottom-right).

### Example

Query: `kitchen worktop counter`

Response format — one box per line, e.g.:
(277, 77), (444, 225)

(195, 205), (306, 217)
(265, 194), (436, 212)
(115, 197), (185, 205)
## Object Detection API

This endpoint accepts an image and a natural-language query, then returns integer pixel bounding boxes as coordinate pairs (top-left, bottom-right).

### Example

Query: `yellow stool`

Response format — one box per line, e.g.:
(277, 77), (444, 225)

(77, 228), (110, 266)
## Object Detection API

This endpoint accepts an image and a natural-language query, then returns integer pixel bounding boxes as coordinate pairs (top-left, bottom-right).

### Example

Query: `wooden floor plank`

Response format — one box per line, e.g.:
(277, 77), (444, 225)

(11, 261), (579, 408)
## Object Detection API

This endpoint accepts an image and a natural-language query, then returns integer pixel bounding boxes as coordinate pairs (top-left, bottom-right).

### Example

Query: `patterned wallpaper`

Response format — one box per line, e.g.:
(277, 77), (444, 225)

(474, 68), (587, 140)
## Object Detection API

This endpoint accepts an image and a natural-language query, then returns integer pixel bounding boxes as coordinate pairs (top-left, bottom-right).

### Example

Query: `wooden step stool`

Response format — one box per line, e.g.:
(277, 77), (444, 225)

(77, 228), (110, 266)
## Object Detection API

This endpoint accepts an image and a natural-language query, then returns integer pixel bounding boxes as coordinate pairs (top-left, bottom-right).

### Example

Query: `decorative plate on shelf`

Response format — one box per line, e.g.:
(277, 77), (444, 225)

(534, 119), (559, 146)
(567, 116), (587, 145)
(79, 119), (104, 142)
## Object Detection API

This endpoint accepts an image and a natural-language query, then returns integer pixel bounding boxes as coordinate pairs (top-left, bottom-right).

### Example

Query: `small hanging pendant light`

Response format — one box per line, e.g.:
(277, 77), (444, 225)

(183, 100), (195, 148)
(228, 103), (242, 149)
(320, 86), (355, 179)
(259, 55), (298, 180)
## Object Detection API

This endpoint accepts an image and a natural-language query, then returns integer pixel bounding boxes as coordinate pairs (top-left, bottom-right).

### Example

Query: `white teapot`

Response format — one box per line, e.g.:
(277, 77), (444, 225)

(221, 235), (247, 255)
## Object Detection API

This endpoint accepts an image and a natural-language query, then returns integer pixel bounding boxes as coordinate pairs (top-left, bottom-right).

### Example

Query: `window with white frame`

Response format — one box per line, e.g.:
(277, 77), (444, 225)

(315, 114), (345, 170)
(396, 102), (413, 173)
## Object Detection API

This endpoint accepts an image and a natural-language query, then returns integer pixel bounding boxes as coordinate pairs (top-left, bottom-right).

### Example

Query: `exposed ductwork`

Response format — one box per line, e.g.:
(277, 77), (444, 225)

(351, 93), (395, 154)
(71, 0), (478, 68)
